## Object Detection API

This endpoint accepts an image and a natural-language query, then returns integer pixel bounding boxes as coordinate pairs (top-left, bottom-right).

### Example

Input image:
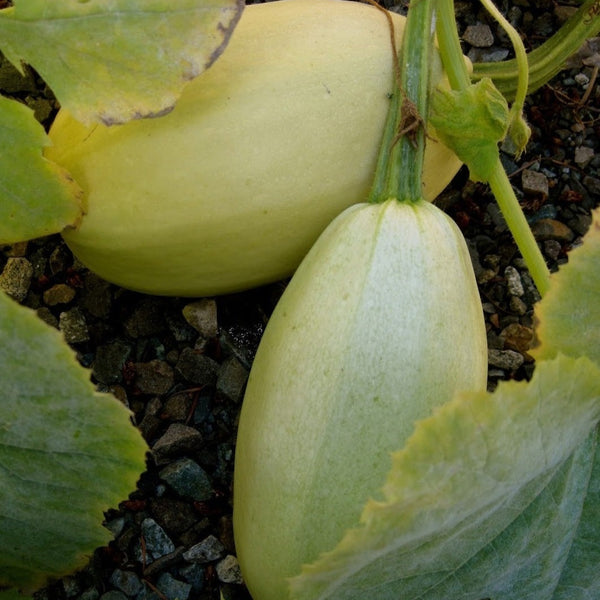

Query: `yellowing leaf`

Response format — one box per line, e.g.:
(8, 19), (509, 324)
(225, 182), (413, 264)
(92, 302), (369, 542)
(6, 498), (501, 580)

(532, 207), (600, 364)
(290, 355), (600, 600)
(0, 95), (82, 244)
(0, 0), (244, 125)
(0, 291), (148, 592)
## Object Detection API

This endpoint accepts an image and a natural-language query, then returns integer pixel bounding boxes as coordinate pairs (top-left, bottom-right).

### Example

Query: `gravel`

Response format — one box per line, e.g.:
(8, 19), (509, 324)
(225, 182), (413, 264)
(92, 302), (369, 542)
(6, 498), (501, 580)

(1, 2), (599, 600)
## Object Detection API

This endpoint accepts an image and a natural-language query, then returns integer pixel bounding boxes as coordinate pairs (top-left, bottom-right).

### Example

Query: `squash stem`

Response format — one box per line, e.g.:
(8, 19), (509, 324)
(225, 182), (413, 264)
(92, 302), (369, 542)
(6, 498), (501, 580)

(489, 163), (551, 296)
(435, 0), (471, 90)
(369, 0), (435, 204)
(479, 0), (530, 153)
(436, 0), (551, 296)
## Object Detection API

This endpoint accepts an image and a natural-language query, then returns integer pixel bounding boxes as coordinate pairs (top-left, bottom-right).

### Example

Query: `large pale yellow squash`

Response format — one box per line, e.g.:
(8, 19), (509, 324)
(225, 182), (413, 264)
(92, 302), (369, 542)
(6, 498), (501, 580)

(46, 0), (463, 296)
(233, 199), (488, 600)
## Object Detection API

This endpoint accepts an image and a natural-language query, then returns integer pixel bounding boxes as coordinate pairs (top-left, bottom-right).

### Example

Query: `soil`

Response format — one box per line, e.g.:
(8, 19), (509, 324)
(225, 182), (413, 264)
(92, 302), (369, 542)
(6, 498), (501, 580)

(1, 2), (599, 600)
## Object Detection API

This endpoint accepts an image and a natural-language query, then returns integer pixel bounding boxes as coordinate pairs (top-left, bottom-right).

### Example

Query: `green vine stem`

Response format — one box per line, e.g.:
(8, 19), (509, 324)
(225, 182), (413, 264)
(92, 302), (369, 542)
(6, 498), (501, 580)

(368, 0), (435, 204)
(472, 0), (600, 100)
(436, 0), (551, 296)
(479, 0), (530, 154)
(436, 0), (471, 90)
(488, 164), (551, 296)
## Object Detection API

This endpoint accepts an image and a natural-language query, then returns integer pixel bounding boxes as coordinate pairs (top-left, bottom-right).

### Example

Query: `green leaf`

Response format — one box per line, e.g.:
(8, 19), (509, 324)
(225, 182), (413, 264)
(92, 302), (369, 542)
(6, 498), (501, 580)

(290, 354), (600, 600)
(553, 431), (600, 599)
(429, 77), (509, 182)
(532, 207), (600, 364)
(0, 291), (148, 593)
(532, 206), (600, 599)
(0, 0), (244, 125)
(0, 95), (82, 244)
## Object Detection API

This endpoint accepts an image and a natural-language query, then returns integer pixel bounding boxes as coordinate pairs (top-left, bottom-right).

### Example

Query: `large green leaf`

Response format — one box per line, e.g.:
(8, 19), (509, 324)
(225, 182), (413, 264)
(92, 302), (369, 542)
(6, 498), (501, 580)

(553, 431), (600, 599)
(0, 95), (82, 244)
(541, 208), (600, 599)
(0, 291), (148, 593)
(0, 0), (244, 125)
(290, 355), (600, 600)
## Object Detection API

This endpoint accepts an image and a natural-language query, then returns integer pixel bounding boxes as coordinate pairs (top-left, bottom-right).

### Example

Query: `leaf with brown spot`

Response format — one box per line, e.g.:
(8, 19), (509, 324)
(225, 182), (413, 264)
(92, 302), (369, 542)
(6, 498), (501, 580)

(0, 0), (244, 125)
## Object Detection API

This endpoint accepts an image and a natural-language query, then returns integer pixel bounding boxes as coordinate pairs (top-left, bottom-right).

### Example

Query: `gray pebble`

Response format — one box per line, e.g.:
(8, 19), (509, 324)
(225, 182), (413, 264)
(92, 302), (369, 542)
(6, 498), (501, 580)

(152, 423), (202, 463)
(175, 347), (219, 385)
(463, 24), (494, 47)
(521, 169), (549, 198)
(543, 239), (562, 261)
(138, 411), (164, 444)
(110, 570), (143, 597)
(178, 564), (205, 591)
(48, 245), (70, 275)
(165, 309), (197, 343)
(504, 266), (524, 297)
(125, 299), (167, 338)
(568, 213), (593, 237)
(43, 283), (76, 306)
(529, 204), (557, 223)
(81, 272), (112, 318)
(149, 497), (198, 538)
(486, 203), (508, 232)
(59, 307), (90, 344)
(509, 296), (528, 316)
(161, 394), (193, 421)
(141, 518), (176, 561)
(93, 340), (132, 385)
(159, 457), (212, 501)
(531, 219), (575, 243)
(156, 573), (192, 600)
(520, 272), (542, 305)
(134, 360), (174, 395)
(574, 146), (594, 168)
(182, 299), (218, 338)
(488, 349), (525, 371)
(468, 47), (509, 63)
(216, 555), (244, 584)
(0, 257), (33, 301)
(477, 268), (498, 285)
(183, 535), (225, 564)
(139, 397), (163, 442)
(217, 357), (249, 404)
(583, 175), (600, 196)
